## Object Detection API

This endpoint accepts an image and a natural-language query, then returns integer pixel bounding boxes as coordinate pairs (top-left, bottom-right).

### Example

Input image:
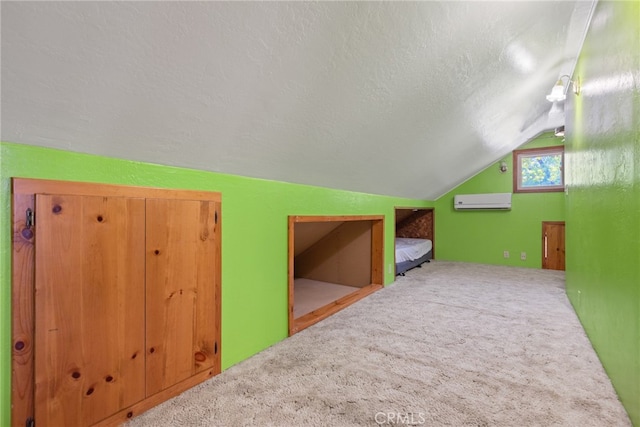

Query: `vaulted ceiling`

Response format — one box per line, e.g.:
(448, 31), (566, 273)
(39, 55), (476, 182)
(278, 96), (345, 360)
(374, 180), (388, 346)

(1, 1), (594, 199)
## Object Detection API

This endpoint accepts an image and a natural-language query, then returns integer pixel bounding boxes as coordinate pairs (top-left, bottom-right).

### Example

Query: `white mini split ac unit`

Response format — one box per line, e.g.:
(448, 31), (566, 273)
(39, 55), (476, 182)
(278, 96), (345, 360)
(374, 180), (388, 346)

(454, 193), (512, 210)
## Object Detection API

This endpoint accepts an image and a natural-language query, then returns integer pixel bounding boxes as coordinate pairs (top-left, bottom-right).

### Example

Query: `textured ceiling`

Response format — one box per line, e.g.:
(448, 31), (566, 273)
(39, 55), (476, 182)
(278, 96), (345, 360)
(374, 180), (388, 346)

(1, 2), (594, 199)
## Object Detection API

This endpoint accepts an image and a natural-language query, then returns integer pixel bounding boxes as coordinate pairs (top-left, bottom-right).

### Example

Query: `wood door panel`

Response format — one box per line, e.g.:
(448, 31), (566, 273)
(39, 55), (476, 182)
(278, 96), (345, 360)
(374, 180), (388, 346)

(13, 179), (222, 426)
(145, 199), (218, 396)
(543, 221), (566, 271)
(11, 193), (36, 427)
(34, 195), (146, 426)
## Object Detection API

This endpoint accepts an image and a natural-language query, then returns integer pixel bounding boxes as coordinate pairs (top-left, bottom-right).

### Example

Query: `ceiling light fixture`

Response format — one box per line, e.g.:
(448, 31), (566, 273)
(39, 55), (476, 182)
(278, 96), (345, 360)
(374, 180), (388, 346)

(546, 75), (581, 102)
(554, 126), (565, 137)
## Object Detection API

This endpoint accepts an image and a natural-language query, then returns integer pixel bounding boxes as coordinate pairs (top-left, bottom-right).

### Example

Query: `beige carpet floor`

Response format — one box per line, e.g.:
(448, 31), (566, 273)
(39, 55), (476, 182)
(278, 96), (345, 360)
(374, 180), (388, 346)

(127, 261), (631, 426)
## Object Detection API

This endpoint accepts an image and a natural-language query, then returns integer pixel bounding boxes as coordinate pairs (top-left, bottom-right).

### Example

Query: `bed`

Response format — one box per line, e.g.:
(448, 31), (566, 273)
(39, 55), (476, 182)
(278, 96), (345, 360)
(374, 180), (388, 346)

(395, 237), (432, 276)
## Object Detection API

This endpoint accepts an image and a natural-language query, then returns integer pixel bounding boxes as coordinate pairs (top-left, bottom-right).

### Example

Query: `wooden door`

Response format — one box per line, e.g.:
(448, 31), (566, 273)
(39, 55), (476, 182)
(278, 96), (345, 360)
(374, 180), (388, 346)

(145, 199), (220, 395)
(34, 194), (146, 426)
(542, 221), (565, 270)
(14, 179), (222, 426)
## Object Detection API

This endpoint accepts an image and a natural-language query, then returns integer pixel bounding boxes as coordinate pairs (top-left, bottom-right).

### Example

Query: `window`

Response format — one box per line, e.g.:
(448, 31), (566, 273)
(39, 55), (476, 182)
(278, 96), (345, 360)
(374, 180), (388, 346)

(513, 145), (564, 193)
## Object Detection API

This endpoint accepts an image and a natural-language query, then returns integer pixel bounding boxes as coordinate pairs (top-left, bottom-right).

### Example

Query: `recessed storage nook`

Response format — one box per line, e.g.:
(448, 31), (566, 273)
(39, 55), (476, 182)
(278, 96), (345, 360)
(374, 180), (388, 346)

(11, 179), (221, 427)
(288, 215), (384, 335)
(394, 208), (435, 275)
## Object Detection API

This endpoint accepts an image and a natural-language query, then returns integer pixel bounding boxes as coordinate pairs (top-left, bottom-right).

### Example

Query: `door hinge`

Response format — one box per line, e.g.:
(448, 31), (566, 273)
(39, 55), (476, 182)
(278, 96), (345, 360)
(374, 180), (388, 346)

(26, 417), (35, 427)
(214, 211), (218, 224)
(214, 341), (218, 354)
(26, 208), (35, 228)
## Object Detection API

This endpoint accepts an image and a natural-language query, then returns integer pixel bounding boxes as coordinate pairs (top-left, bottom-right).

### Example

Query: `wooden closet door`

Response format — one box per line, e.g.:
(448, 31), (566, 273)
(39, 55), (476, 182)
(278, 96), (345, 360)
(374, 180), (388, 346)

(145, 199), (219, 395)
(542, 221), (566, 271)
(34, 194), (146, 426)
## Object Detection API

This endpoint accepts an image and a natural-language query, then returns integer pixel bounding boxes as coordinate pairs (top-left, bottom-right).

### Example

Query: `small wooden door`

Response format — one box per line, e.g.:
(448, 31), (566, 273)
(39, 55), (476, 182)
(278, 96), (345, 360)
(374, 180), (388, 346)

(14, 179), (222, 427)
(542, 221), (565, 271)
(35, 194), (146, 426)
(145, 199), (219, 395)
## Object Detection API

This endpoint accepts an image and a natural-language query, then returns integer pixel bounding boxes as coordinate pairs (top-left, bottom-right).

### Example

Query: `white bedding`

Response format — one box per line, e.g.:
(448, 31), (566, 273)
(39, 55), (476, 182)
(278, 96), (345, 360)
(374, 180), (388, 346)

(395, 238), (432, 263)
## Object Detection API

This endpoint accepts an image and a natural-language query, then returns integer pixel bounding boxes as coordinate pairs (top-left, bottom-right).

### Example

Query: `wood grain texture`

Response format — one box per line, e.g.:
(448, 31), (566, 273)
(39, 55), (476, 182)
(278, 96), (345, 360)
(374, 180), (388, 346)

(195, 200), (221, 375)
(145, 199), (217, 396)
(288, 217), (296, 336)
(371, 219), (384, 285)
(92, 368), (216, 427)
(211, 202), (222, 375)
(290, 215), (383, 223)
(542, 221), (566, 271)
(11, 193), (35, 427)
(12, 179), (222, 426)
(34, 195), (146, 426)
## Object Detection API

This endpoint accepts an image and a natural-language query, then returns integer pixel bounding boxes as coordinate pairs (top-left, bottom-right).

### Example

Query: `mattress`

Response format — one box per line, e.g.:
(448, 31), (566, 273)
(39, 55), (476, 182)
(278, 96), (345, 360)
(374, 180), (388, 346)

(395, 238), (433, 263)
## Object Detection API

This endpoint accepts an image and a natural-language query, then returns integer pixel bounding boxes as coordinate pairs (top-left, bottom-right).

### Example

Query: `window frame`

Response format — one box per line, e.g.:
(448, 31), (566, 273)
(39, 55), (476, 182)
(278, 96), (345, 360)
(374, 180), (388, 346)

(512, 145), (565, 194)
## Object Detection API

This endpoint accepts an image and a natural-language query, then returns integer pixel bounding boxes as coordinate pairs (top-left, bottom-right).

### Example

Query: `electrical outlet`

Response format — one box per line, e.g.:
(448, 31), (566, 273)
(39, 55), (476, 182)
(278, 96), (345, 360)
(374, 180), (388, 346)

(503, 251), (509, 258)
(388, 263), (393, 274)
(521, 252), (526, 260)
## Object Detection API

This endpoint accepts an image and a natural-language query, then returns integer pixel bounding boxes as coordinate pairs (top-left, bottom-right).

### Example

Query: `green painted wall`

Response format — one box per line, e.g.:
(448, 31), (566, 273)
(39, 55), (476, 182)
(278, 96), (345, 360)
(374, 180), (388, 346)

(565, 1), (640, 424)
(434, 133), (565, 267)
(0, 142), (432, 425)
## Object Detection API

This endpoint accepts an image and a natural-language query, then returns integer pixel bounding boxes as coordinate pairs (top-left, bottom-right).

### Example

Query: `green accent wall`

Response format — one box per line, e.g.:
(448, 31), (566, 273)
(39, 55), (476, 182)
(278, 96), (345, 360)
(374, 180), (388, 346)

(565, 1), (640, 424)
(435, 133), (565, 267)
(0, 142), (432, 425)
